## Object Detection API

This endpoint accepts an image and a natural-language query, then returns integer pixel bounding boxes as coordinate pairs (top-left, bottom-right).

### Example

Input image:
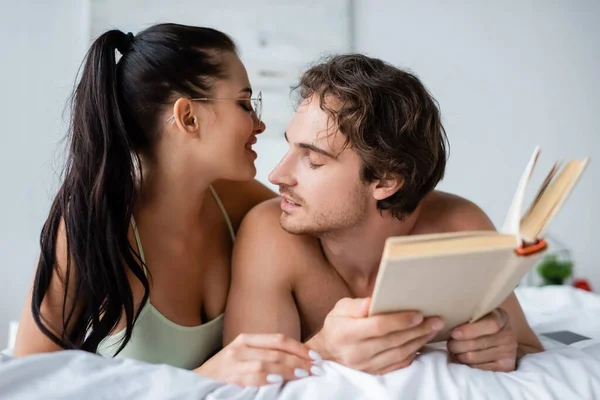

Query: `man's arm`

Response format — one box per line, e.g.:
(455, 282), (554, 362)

(224, 199), (443, 375)
(223, 199), (303, 345)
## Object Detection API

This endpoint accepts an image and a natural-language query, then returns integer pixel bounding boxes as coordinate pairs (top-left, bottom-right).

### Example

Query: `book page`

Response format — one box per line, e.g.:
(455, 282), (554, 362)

(520, 158), (589, 240)
(500, 147), (541, 242)
(386, 234), (517, 259)
(521, 160), (562, 221)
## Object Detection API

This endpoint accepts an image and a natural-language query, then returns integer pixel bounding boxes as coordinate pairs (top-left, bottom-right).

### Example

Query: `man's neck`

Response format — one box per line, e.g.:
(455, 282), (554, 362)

(319, 206), (422, 297)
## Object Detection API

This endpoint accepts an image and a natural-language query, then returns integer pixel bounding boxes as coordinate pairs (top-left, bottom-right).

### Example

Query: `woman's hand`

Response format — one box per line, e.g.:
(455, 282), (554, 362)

(194, 333), (323, 387)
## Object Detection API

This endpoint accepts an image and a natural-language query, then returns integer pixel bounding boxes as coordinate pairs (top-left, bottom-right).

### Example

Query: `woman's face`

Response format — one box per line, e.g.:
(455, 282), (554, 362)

(168, 51), (265, 182)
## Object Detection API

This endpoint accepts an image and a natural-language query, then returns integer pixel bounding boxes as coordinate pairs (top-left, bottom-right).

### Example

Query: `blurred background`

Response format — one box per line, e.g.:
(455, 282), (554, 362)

(0, 0), (598, 347)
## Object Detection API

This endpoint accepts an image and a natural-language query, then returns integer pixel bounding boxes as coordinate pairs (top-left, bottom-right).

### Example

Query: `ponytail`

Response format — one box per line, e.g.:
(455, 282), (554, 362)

(32, 30), (149, 353)
(32, 23), (237, 354)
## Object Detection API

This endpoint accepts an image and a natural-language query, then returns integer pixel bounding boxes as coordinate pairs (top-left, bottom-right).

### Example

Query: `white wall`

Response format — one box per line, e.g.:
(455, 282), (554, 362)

(1, 0), (598, 347)
(353, 0), (599, 288)
(0, 0), (88, 346)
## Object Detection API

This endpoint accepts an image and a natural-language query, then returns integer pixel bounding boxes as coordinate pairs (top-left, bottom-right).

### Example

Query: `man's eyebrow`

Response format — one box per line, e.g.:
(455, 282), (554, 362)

(298, 143), (337, 159)
(284, 132), (337, 159)
(238, 87), (252, 96)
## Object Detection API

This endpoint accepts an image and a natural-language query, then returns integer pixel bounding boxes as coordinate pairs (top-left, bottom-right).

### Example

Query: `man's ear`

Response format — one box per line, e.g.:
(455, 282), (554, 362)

(372, 173), (404, 201)
(171, 98), (200, 136)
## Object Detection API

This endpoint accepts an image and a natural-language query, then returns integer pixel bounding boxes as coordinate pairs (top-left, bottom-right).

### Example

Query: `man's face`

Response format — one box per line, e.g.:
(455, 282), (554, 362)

(268, 95), (373, 236)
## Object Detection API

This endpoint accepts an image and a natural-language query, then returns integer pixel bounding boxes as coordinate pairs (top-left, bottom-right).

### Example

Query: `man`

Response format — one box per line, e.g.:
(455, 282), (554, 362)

(224, 54), (543, 375)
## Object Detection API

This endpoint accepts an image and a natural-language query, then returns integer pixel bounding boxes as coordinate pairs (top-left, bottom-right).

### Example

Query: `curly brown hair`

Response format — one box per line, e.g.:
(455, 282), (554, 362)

(294, 54), (449, 220)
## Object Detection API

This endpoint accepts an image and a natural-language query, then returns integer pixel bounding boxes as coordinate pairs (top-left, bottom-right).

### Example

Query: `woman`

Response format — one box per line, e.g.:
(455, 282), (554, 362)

(14, 23), (318, 387)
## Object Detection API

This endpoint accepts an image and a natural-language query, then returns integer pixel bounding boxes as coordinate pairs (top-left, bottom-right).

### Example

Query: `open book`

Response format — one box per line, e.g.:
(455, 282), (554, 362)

(368, 147), (589, 342)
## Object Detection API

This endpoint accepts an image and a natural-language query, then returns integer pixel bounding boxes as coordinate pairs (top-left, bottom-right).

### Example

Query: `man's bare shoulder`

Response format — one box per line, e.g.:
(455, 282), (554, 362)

(240, 197), (284, 227)
(211, 179), (277, 231)
(419, 190), (496, 233)
(235, 198), (325, 274)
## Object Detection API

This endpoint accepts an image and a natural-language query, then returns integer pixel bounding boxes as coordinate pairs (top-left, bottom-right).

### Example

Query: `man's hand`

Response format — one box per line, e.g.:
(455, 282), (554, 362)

(447, 308), (518, 372)
(308, 297), (444, 375)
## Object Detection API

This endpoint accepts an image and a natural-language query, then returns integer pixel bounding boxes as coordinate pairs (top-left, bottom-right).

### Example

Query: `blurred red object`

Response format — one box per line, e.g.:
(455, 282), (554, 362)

(572, 278), (593, 292)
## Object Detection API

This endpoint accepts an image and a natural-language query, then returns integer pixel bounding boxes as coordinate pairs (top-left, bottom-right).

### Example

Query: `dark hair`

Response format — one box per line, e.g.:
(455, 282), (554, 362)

(295, 54), (448, 220)
(32, 23), (236, 353)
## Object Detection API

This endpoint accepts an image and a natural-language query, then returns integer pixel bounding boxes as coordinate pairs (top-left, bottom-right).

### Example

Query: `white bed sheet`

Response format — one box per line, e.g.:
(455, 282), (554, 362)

(1, 286), (599, 400)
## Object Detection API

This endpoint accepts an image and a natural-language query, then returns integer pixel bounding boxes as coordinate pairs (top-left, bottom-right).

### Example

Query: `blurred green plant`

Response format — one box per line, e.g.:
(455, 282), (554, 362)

(537, 253), (573, 285)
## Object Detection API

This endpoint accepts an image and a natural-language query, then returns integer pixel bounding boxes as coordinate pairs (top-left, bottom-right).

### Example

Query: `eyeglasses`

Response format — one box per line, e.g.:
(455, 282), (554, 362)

(166, 91), (262, 126)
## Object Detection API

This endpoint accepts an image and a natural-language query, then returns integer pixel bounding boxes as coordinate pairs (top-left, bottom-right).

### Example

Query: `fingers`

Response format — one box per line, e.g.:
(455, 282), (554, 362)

(196, 334), (325, 388)
(361, 331), (437, 374)
(324, 313), (442, 371)
(237, 347), (313, 373)
(362, 311), (429, 338)
(374, 353), (417, 375)
(447, 328), (514, 354)
(471, 357), (517, 373)
(447, 309), (518, 372)
(452, 343), (518, 365)
(451, 309), (508, 340)
(331, 297), (371, 318)
(233, 333), (313, 361)
(235, 360), (313, 387)
(366, 317), (444, 355)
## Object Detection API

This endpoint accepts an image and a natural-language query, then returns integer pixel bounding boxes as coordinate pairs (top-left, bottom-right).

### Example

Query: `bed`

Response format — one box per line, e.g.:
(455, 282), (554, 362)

(2, 285), (599, 399)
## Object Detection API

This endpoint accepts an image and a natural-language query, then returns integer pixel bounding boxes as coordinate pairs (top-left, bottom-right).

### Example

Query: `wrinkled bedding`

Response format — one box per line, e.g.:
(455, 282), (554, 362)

(1, 286), (599, 399)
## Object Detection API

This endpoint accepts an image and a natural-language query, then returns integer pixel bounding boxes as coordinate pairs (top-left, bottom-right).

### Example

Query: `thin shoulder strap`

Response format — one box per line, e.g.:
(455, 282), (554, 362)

(209, 185), (235, 242)
(130, 215), (147, 265)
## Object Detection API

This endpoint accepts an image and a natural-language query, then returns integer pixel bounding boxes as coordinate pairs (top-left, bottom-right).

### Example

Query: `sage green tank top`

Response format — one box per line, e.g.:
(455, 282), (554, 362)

(96, 186), (235, 369)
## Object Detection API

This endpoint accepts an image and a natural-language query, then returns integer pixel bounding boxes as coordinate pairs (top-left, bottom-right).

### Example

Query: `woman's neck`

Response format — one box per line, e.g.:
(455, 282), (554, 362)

(134, 153), (214, 237)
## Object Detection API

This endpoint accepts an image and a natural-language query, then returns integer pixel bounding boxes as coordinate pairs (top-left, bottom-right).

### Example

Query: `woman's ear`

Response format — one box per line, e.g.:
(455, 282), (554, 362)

(372, 173), (404, 201)
(171, 98), (200, 136)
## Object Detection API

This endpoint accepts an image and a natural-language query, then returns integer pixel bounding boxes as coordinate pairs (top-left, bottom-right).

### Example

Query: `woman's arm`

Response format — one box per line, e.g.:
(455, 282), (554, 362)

(14, 219), (81, 356)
